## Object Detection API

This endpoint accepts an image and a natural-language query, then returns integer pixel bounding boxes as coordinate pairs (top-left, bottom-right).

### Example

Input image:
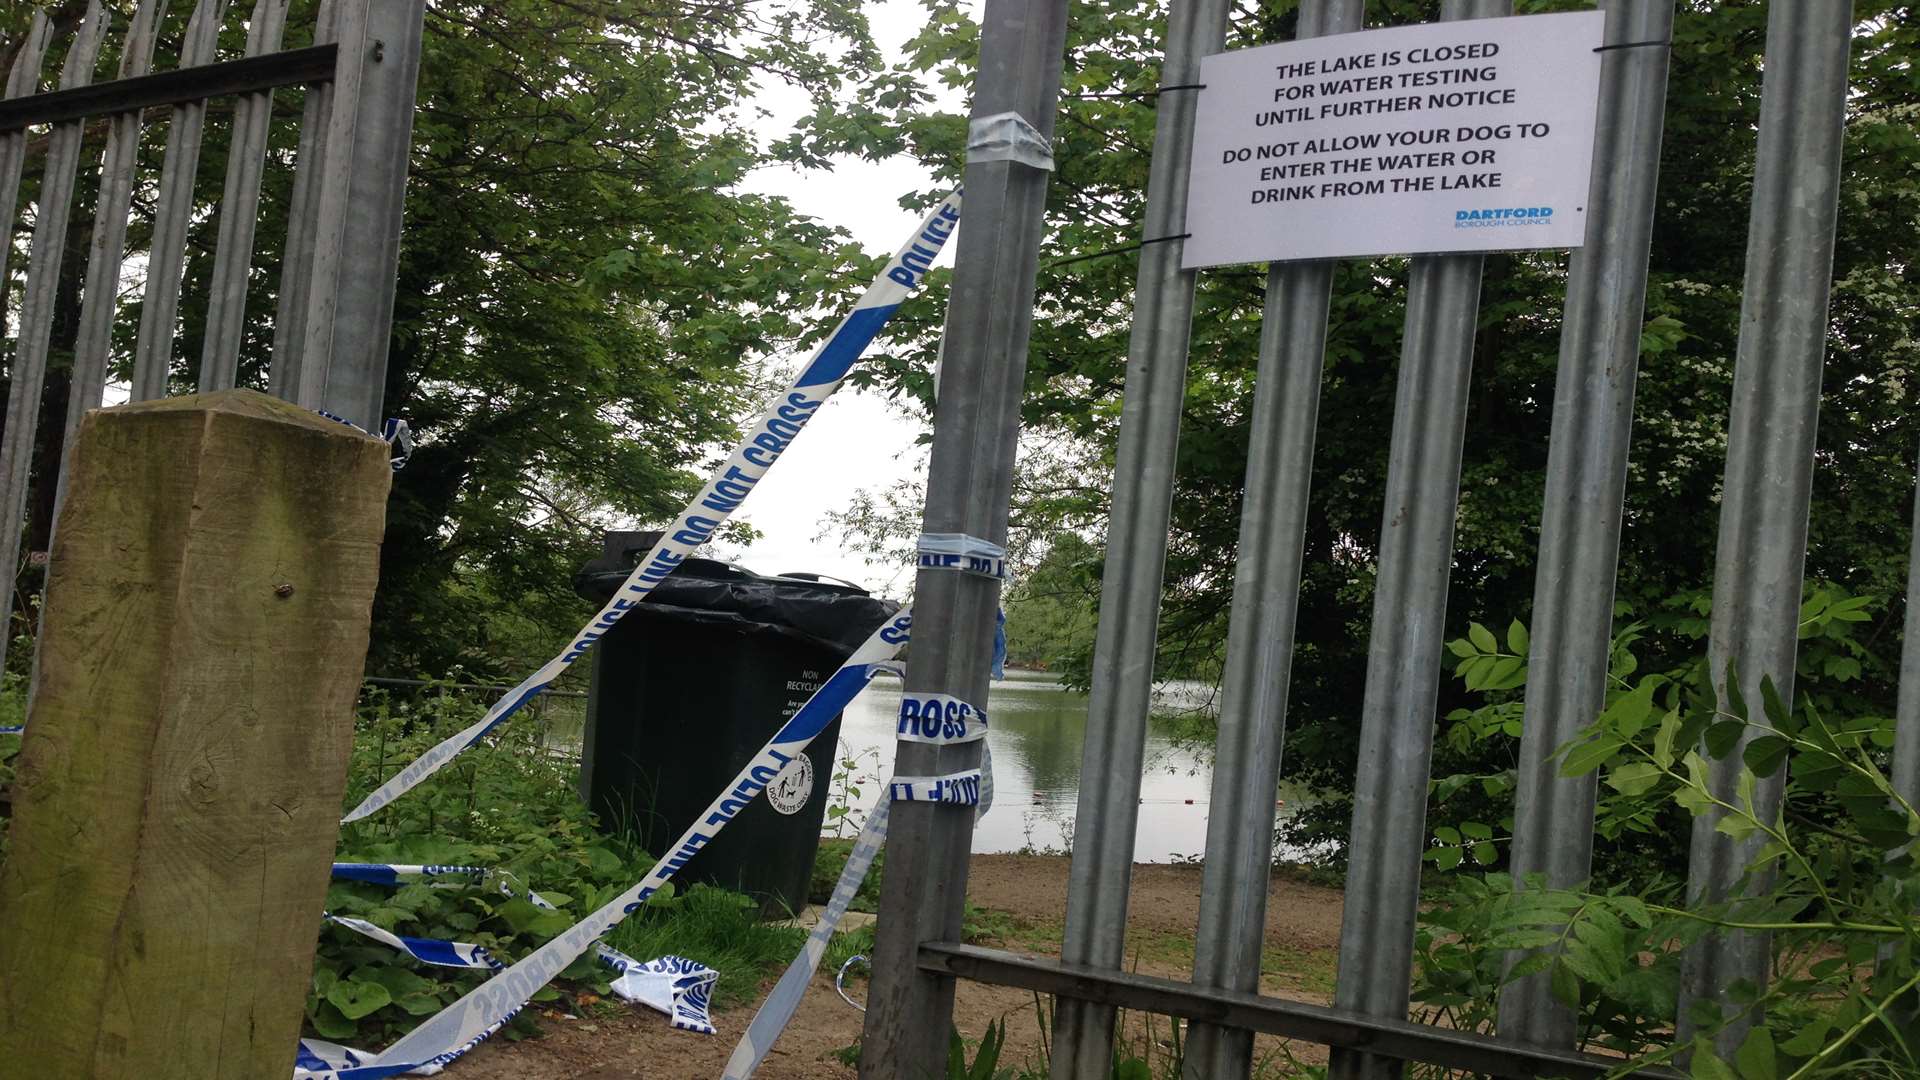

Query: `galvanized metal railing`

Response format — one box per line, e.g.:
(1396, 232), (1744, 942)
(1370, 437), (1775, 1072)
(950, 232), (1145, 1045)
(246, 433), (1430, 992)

(866, 1), (1863, 1078)
(0, 0), (425, 669)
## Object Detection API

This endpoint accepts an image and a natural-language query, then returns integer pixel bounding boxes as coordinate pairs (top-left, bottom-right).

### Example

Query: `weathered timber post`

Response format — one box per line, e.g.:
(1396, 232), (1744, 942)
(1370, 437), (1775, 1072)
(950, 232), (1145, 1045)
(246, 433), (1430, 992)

(0, 389), (391, 1079)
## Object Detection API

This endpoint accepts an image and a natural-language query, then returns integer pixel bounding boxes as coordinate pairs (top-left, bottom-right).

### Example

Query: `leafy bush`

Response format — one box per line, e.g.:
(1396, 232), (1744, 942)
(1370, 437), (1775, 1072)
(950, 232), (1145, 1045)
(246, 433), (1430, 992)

(1414, 585), (1920, 1078)
(315, 685), (807, 1045)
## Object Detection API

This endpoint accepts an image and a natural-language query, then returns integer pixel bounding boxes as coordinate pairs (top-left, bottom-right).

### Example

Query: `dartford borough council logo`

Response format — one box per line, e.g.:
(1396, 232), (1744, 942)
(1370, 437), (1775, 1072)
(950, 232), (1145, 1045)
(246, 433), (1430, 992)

(766, 754), (814, 815)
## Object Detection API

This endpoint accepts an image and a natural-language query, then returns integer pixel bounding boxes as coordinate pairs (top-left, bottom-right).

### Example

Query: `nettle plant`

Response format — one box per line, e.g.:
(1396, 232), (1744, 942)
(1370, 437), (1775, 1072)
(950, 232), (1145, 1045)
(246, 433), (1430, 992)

(1412, 586), (1920, 1079)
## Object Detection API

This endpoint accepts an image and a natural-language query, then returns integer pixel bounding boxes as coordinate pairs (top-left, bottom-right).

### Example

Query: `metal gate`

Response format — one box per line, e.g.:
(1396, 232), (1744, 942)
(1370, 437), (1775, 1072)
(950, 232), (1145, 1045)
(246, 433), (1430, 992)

(861, 1), (1862, 1077)
(0, 0), (425, 668)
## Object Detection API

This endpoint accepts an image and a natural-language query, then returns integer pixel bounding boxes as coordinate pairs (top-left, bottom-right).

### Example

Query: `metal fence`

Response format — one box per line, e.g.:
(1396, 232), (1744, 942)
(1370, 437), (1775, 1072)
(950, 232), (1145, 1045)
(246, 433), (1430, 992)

(864, 1), (1861, 1078)
(0, 0), (425, 670)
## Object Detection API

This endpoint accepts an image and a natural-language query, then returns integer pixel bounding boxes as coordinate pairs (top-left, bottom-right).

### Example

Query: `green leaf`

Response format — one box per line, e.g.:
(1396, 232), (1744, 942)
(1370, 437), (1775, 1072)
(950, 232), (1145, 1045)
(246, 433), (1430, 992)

(1715, 813), (1760, 842)
(1741, 735), (1790, 779)
(1690, 1046), (1740, 1080)
(1470, 841), (1498, 865)
(327, 978), (393, 1021)
(1560, 734), (1624, 777)
(1469, 622), (1499, 654)
(1606, 762), (1663, 796)
(1733, 1025), (1775, 1080)
(1447, 638), (1478, 658)
(1704, 720), (1746, 759)
(1461, 821), (1494, 841)
(1654, 709), (1682, 769)
(310, 1000), (360, 1040)
(1506, 619), (1529, 656)
(1548, 959), (1580, 1008)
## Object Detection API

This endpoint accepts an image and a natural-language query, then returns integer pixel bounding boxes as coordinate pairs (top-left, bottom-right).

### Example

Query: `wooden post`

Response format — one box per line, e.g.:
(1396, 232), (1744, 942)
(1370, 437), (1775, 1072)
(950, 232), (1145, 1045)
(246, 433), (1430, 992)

(0, 389), (391, 1079)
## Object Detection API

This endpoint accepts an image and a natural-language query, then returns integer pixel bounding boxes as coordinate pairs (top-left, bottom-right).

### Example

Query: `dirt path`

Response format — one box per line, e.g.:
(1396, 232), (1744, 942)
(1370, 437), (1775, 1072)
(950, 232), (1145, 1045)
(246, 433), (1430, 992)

(454, 855), (1346, 1079)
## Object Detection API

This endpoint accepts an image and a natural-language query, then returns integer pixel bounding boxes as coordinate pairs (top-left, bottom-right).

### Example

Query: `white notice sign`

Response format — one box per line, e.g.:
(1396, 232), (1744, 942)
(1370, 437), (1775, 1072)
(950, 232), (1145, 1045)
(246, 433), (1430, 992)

(1182, 11), (1605, 268)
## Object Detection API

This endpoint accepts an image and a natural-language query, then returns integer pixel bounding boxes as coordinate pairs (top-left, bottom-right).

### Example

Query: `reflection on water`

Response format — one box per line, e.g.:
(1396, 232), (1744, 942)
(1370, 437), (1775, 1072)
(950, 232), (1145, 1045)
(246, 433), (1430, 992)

(834, 669), (1300, 864)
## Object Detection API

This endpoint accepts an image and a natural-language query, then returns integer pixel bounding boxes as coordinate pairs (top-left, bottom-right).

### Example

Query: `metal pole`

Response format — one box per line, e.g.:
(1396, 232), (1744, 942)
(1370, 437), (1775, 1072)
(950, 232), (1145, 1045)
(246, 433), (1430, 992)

(1329, 4), (1507, 1077)
(858, 0), (1068, 1075)
(1679, 2), (1852, 1059)
(1050, 0), (1226, 1073)
(282, 0), (427, 429)
(1897, 455), (1920, 846)
(0, 1), (108, 679)
(1183, 3), (1363, 1076)
(1498, 0), (1674, 1049)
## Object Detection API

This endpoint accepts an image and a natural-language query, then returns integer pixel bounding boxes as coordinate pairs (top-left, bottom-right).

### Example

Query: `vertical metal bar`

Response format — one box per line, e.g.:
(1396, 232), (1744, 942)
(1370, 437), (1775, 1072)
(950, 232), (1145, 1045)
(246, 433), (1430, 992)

(1182, 3), (1363, 1077)
(1048, 0), (1225, 1074)
(0, 1), (108, 675)
(1893, 454), (1920, 840)
(277, 0), (426, 428)
(267, 0), (336, 402)
(1678, 3), (1852, 1059)
(858, 1), (1068, 1075)
(129, 0), (227, 402)
(1497, 0), (1674, 1049)
(0, 13), (53, 329)
(199, 0), (289, 390)
(62, 0), (166, 450)
(1328, 4), (1508, 1077)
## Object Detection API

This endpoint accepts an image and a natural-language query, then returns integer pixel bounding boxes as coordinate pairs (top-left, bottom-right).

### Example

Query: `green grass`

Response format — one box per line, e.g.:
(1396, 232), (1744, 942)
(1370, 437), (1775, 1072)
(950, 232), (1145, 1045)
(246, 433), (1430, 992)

(602, 884), (807, 1009)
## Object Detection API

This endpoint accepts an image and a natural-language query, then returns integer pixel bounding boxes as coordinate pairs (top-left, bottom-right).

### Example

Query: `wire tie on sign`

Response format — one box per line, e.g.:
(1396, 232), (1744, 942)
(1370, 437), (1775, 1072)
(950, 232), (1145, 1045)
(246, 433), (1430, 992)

(966, 111), (1055, 172)
(1593, 38), (1670, 53)
(895, 690), (989, 745)
(1066, 81), (1207, 101)
(915, 532), (1008, 581)
(1048, 232), (1191, 271)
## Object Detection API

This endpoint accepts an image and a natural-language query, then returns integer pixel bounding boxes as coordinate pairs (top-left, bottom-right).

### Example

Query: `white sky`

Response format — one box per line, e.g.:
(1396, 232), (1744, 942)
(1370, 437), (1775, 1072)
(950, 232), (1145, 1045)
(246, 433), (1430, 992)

(709, 0), (974, 598)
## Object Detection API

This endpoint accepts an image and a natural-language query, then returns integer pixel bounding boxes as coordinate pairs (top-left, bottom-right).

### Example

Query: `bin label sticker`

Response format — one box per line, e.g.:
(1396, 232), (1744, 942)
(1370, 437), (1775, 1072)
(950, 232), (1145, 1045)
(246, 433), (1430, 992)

(766, 754), (813, 815)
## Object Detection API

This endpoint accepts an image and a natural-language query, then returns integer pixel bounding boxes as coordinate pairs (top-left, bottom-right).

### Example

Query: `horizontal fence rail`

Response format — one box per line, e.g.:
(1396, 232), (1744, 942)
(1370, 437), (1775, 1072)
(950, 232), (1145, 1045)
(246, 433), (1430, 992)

(924, 943), (1681, 1080)
(0, 44), (336, 131)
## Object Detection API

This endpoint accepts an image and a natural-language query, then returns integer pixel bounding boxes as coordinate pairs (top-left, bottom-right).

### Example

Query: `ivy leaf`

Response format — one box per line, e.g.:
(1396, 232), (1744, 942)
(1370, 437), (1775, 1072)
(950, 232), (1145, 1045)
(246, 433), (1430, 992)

(327, 978), (393, 1021)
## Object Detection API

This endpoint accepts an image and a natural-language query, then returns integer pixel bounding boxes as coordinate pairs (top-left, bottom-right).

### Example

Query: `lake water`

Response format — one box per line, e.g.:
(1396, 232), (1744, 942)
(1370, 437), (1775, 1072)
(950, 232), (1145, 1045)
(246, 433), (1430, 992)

(829, 669), (1290, 864)
(543, 667), (1302, 864)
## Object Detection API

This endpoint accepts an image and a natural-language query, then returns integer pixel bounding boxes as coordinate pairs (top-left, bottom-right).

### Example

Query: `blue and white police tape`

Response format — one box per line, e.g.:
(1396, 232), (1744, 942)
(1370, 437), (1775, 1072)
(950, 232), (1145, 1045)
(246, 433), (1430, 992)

(915, 532), (1009, 581)
(0, 724), (21, 735)
(835, 955), (869, 1011)
(343, 191), (964, 824)
(723, 755), (989, 1079)
(327, 863), (670, 1019)
(721, 799), (889, 1078)
(323, 913), (502, 971)
(292, 956), (717, 1080)
(894, 691), (988, 744)
(331, 609), (915, 1078)
(888, 768), (984, 805)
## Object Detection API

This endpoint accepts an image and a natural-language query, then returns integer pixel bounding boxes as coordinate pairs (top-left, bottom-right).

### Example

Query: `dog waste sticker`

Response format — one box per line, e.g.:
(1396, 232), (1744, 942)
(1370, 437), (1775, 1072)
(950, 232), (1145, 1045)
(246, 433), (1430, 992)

(1183, 10), (1604, 267)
